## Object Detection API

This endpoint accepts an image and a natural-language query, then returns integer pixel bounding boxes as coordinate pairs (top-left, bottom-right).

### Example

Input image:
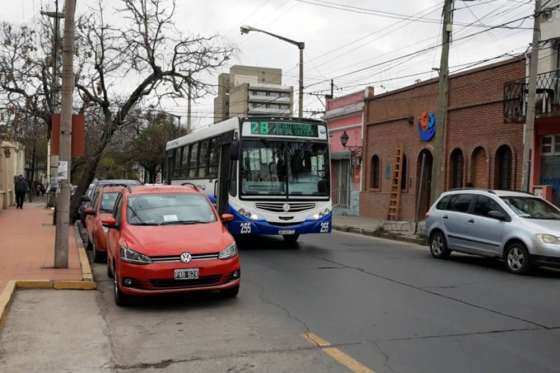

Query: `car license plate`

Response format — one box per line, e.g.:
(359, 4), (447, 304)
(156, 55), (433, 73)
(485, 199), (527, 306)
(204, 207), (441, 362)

(278, 229), (296, 235)
(174, 268), (199, 280)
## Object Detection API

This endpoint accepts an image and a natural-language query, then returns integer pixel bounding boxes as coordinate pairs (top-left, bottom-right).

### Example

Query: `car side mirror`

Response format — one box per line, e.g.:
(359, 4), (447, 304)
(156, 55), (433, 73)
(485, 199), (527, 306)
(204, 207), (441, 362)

(488, 210), (508, 221)
(230, 140), (240, 161)
(221, 213), (234, 223)
(101, 215), (118, 228)
(81, 195), (91, 203)
(84, 207), (96, 216)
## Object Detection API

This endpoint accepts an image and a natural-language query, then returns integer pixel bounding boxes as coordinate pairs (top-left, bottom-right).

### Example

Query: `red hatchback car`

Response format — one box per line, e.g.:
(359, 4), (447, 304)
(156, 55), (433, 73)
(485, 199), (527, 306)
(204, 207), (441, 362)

(103, 185), (240, 306)
(85, 186), (123, 262)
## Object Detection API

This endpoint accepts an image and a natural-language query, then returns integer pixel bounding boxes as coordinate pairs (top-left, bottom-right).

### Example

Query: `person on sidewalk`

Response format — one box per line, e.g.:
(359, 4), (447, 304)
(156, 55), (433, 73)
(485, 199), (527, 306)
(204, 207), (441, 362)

(14, 175), (29, 209)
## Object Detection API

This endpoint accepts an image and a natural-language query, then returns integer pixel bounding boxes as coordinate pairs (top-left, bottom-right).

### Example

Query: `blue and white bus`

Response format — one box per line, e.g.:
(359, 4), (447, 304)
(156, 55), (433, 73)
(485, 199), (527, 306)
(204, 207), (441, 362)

(164, 116), (331, 242)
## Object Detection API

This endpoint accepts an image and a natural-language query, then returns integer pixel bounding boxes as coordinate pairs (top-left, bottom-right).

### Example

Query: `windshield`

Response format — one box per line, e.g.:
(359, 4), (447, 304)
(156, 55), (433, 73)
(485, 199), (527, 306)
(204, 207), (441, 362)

(501, 196), (560, 220)
(100, 192), (118, 213)
(127, 193), (216, 225)
(240, 140), (329, 197)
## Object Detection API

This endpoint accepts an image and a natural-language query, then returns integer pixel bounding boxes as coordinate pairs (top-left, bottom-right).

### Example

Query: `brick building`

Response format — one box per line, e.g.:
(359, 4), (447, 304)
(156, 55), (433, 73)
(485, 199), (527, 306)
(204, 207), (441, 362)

(360, 57), (526, 221)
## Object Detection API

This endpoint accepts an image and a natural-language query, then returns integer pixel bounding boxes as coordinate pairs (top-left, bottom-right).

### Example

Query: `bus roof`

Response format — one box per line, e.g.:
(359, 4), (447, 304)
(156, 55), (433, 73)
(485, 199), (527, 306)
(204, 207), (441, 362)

(165, 116), (325, 151)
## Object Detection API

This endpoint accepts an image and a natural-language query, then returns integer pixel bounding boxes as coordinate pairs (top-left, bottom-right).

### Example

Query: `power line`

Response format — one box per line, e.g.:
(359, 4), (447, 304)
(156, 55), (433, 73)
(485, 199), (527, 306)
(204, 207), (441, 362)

(304, 12), (536, 89)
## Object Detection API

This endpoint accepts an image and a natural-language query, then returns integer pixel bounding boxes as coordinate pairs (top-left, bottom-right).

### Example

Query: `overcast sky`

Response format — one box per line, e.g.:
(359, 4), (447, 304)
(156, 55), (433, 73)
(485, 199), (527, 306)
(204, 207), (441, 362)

(1, 0), (535, 128)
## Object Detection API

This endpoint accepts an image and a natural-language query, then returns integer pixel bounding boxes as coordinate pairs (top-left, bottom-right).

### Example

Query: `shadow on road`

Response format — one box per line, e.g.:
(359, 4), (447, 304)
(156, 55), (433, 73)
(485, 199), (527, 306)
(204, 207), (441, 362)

(444, 254), (560, 279)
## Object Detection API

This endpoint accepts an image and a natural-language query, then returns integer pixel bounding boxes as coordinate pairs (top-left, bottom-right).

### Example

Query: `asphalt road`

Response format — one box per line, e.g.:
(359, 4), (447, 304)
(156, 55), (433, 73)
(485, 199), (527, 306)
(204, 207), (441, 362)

(2, 231), (560, 372)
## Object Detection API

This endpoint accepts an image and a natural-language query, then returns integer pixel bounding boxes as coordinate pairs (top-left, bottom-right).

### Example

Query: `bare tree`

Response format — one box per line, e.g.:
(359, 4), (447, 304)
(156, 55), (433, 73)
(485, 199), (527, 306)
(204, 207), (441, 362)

(71, 0), (232, 218)
(0, 21), (58, 131)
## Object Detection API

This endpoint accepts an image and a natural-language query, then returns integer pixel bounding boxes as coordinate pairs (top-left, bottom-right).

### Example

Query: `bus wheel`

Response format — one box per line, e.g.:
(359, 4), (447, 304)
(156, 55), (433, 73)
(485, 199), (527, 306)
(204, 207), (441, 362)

(283, 234), (300, 243)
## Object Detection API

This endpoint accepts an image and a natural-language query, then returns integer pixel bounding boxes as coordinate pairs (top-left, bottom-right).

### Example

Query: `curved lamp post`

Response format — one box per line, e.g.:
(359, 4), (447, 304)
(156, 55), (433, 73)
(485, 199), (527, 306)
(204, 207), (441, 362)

(240, 25), (304, 118)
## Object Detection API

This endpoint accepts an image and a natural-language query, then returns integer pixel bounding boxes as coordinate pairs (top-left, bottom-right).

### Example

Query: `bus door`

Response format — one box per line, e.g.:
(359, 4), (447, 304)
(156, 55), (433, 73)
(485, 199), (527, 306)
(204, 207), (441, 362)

(216, 132), (235, 214)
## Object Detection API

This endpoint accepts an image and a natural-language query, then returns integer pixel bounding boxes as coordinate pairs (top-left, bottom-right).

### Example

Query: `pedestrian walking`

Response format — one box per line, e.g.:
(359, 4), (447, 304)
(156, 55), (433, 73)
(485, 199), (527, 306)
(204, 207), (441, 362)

(14, 175), (29, 209)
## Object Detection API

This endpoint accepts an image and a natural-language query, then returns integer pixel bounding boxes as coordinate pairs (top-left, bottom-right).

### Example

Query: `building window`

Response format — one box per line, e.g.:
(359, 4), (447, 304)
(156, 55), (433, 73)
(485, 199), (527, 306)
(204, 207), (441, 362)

(495, 145), (513, 190)
(450, 148), (464, 189)
(541, 135), (560, 155)
(371, 155), (380, 189)
(401, 154), (408, 191)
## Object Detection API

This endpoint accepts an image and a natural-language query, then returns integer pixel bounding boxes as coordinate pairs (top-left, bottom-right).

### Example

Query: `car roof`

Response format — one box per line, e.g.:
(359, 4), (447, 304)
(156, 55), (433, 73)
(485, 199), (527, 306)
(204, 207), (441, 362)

(98, 186), (125, 193)
(95, 179), (141, 186)
(126, 184), (200, 195)
(441, 188), (534, 198)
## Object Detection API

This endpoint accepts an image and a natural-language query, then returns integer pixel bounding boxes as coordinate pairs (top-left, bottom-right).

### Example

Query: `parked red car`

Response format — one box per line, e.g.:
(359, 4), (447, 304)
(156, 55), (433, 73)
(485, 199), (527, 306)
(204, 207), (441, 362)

(84, 186), (123, 262)
(103, 185), (240, 306)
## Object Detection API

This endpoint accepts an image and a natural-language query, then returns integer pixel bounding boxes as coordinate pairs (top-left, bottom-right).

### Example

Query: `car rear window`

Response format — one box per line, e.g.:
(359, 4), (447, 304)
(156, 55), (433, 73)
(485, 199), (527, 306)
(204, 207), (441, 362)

(100, 192), (119, 213)
(447, 194), (473, 213)
(436, 195), (452, 210)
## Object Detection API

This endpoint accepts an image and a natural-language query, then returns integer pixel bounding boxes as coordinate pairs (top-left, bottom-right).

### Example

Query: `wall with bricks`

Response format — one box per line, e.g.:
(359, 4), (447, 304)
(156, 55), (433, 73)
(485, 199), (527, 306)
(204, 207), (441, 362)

(360, 57), (526, 221)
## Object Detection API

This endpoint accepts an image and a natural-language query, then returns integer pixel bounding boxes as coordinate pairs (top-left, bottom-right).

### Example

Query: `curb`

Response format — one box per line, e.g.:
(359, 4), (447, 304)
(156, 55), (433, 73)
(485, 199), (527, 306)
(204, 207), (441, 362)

(0, 223), (97, 327)
(333, 225), (426, 246)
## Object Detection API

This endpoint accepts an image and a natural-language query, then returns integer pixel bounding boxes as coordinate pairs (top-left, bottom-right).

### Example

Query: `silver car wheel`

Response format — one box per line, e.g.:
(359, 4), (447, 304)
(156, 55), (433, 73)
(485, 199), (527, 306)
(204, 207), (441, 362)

(507, 247), (525, 271)
(431, 234), (443, 255)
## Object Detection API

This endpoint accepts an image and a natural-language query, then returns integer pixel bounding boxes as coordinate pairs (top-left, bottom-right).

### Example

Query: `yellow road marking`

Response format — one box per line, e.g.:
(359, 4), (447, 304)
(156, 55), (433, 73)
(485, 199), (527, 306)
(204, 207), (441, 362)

(303, 332), (374, 373)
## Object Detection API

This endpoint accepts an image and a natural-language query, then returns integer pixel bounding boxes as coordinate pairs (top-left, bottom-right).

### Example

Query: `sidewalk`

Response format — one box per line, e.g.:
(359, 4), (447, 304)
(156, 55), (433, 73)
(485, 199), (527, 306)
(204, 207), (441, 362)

(332, 214), (426, 244)
(0, 201), (82, 293)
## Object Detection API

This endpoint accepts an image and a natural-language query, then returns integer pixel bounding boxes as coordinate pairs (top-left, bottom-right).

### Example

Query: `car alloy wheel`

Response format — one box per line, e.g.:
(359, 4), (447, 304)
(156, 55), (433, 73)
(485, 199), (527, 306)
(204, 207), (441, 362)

(505, 244), (532, 274)
(429, 231), (450, 259)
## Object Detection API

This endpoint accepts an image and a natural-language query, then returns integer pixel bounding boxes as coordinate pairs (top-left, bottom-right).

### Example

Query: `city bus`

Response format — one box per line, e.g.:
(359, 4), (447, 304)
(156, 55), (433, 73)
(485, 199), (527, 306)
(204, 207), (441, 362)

(164, 116), (331, 242)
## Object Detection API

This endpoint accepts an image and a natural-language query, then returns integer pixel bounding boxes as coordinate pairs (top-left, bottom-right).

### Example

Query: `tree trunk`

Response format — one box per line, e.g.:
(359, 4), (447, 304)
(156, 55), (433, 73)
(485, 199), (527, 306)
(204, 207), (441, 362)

(70, 151), (104, 222)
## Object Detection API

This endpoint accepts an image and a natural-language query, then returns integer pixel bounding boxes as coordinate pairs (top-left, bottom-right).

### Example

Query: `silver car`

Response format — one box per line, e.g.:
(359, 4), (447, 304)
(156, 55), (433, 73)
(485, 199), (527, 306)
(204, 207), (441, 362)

(425, 189), (560, 274)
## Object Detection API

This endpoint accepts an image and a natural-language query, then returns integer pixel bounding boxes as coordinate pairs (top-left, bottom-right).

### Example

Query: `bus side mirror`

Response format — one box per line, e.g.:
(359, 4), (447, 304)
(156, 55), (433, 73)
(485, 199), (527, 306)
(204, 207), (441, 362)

(230, 140), (240, 161)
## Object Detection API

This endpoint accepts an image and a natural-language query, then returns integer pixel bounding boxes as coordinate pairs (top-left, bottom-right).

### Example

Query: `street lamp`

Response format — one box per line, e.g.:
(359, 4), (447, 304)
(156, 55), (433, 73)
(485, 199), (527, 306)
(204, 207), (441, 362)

(339, 130), (362, 166)
(240, 25), (305, 118)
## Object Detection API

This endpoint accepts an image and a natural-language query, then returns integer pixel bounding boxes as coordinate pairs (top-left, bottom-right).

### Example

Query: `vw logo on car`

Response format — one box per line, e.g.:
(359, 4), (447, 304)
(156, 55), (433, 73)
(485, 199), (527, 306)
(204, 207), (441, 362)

(180, 252), (192, 263)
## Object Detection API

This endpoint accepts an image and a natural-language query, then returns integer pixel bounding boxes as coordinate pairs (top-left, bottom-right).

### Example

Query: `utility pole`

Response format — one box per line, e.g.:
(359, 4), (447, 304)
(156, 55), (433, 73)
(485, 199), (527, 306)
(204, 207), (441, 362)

(187, 83), (192, 132)
(41, 0), (64, 208)
(431, 0), (454, 202)
(330, 79), (334, 98)
(54, 0), (76, 268)
(521, 0), (542, 192)
(298, 45), (304, 118)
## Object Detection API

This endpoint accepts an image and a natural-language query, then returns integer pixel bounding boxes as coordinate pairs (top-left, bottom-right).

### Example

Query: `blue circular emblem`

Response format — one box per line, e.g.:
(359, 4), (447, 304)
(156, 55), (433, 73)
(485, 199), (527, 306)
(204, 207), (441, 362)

(417, 112), (436, 142)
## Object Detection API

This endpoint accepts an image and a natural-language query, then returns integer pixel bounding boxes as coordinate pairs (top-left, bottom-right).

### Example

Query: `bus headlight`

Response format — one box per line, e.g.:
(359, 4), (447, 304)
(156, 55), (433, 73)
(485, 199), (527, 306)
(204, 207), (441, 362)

(313, 208), (331, 220)
(239, 208), (259, 220)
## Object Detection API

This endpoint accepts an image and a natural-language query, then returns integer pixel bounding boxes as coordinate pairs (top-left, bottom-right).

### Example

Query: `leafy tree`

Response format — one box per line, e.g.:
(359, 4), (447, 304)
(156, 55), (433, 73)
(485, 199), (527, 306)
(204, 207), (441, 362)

(129, 112), (188, 183)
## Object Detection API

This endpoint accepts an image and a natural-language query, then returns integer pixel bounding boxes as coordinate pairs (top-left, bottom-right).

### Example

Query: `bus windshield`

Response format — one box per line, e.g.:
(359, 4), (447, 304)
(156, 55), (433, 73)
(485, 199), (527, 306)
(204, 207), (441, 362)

(241, 140), (329, 197)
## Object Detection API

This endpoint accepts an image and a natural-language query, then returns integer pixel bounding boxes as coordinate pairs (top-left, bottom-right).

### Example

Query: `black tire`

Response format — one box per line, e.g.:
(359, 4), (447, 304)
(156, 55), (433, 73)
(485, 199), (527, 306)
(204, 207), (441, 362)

(92, 239), (106, 263)
(222, 285), (239, 299)
(504, 242), (533, 275)
(283, 234), (300, 243)
(429, 231), (451, 259)
(107, 257), (114, 278)
(113, 268), (131, 307)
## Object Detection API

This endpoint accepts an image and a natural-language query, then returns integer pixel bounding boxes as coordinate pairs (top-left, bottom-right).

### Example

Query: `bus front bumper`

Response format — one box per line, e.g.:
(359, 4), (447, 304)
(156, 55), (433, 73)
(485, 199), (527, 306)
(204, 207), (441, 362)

(227, 212), (332, 236)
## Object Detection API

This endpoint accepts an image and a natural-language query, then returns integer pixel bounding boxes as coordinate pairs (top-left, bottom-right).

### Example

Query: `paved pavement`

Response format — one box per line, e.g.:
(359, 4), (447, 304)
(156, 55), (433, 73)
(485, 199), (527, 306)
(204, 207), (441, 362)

(2, 231), (560, 372)
(0, 201), (82, 292)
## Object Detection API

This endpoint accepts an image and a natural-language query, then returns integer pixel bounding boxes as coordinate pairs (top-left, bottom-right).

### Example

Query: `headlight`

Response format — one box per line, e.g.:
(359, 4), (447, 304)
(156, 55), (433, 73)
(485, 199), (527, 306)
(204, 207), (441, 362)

(120, 245), (152, 264)
(313, 208), (331, 220)
(537, 234), (560, 245)
(239, 208), (259, 220)
(219, 242), (237, 260)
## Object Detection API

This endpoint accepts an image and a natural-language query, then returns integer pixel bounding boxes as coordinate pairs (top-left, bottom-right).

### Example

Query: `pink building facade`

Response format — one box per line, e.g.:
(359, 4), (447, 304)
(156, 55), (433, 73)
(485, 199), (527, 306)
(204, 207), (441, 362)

(326, 88), (373, 215)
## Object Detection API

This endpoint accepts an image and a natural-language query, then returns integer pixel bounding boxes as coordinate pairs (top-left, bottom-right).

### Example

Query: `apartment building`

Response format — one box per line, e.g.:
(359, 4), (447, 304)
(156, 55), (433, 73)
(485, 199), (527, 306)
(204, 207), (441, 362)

(213, 65), (293, 123)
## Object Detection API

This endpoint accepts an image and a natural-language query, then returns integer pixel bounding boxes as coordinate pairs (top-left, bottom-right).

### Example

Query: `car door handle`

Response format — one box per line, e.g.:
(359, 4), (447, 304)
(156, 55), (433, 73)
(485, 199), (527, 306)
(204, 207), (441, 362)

(442, 215), (448, 219)
(468, 219), (475, 223)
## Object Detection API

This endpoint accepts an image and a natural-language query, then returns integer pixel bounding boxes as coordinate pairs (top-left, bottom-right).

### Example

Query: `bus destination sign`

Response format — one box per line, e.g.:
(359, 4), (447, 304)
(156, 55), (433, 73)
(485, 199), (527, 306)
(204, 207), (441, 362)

(250, 121), (318, 137)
